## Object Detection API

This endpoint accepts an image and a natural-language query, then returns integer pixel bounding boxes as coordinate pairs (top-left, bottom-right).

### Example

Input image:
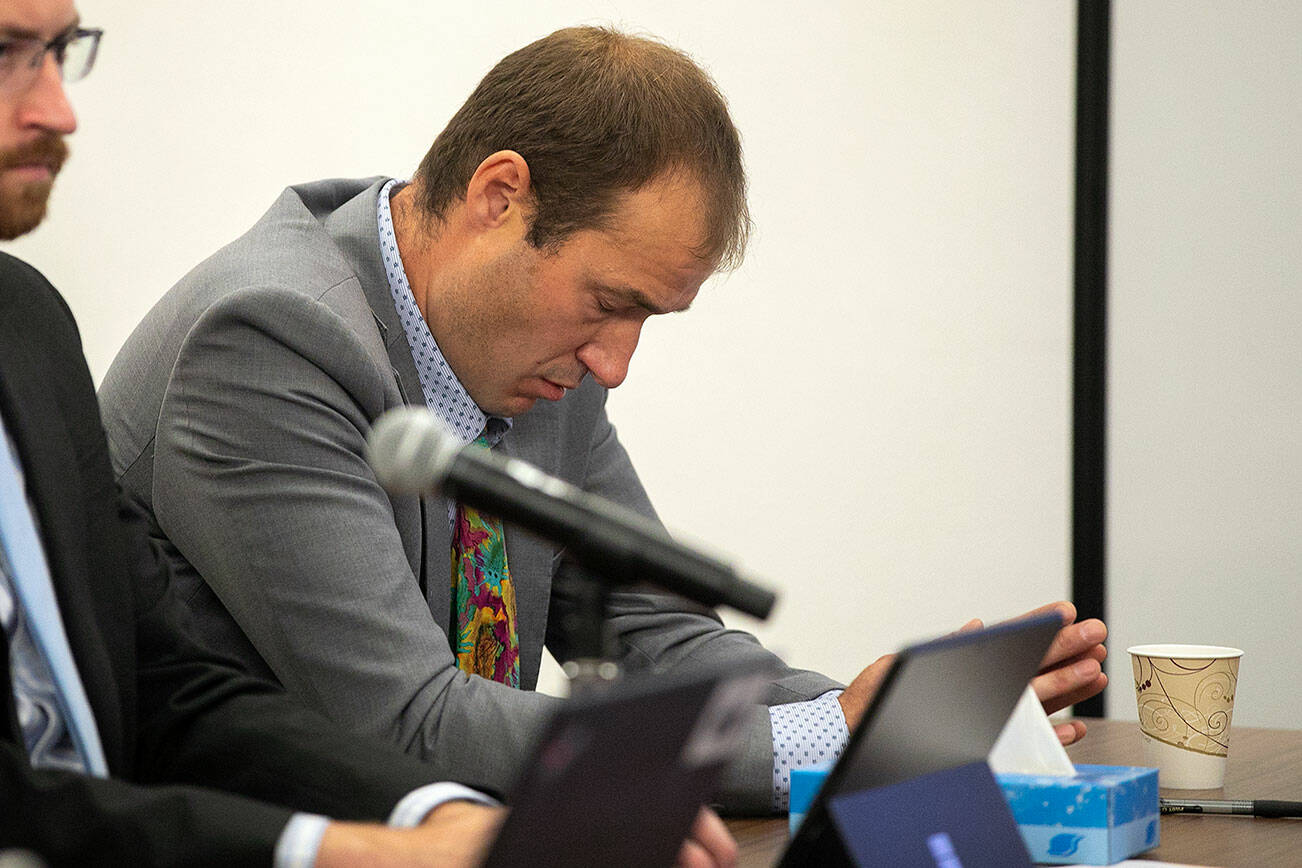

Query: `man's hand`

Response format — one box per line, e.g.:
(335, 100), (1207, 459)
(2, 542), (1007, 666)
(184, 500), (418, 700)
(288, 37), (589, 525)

(1021, 601), (1108, 746)
(836, 604), (1107, 745)
(316, 801), (505, 867)
(675, 807), (738, 868)
(836, 653), (896, 732)
(939, 604), (1109, 746)
(836, 617), (981, 730)
(313, 801), (735, 867)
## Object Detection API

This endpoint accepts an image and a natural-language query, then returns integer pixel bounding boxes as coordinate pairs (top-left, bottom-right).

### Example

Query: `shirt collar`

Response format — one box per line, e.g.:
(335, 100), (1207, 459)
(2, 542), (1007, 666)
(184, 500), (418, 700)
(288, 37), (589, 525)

(376, 178), (509, 446)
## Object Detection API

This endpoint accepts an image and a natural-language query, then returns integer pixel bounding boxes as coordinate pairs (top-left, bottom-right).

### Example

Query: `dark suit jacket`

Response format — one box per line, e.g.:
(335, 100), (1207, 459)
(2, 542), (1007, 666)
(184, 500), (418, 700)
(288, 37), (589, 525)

(0, 252), (458, 865)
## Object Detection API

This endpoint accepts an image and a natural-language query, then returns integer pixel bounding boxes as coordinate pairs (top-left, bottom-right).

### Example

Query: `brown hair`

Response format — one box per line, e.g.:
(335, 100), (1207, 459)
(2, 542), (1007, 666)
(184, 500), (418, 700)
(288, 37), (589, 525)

(412, 26), (749, 269)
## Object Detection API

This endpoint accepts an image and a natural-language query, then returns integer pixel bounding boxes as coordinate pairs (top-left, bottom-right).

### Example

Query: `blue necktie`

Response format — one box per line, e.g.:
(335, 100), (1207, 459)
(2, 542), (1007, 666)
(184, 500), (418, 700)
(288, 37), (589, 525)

(0, 421), (108, 777)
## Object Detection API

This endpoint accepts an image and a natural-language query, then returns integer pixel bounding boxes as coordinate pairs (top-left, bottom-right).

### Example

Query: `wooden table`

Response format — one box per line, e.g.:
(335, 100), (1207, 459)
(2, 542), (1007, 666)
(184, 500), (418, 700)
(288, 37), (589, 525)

(726, 718), (1302, 867)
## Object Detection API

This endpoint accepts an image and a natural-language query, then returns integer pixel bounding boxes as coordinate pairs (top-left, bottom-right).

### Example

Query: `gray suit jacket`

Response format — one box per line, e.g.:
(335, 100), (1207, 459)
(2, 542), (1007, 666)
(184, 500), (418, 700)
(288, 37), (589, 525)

(99, 177), (839, 813)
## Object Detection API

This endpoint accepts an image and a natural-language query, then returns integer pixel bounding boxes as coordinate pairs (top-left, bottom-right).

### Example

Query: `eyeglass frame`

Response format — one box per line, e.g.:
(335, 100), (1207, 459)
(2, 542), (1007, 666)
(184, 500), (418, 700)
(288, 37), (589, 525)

(0, 27), (103, 95)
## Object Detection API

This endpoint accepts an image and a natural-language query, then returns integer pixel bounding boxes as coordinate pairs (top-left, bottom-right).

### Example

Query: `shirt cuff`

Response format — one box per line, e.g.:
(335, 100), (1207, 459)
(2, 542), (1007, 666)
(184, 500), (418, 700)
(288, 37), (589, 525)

(387, 782), (500, 827)
(274, 813), (330, 868)
(272, 784), (498, 867)
(769, 689), (850, 812)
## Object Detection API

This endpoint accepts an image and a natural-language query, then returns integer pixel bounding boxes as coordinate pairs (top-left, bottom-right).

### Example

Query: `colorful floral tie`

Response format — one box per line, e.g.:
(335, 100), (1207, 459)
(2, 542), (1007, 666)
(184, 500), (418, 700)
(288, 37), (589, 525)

(450, 434), (520, 686)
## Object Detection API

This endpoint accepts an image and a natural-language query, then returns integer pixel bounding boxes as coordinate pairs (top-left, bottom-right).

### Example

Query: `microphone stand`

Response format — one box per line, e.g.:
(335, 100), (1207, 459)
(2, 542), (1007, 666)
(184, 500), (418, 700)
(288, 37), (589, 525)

(554, 562), (623, 695)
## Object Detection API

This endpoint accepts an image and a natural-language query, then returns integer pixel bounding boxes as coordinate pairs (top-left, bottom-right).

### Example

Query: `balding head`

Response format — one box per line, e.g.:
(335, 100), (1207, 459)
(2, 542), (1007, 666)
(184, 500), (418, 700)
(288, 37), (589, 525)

(412, 26), (750, 271)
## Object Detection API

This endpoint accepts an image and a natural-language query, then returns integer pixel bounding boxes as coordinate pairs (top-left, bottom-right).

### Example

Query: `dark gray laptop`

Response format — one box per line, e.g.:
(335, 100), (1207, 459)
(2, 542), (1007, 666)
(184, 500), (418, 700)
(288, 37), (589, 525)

(482, 661), (772, 868)
(779, 612), (1062, 867)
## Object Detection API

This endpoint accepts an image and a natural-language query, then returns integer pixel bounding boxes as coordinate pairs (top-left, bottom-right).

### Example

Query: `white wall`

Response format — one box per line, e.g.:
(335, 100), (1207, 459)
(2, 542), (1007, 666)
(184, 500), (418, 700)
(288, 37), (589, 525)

(1109, 2), (1302, 728)
(7, 2), (1075, 696)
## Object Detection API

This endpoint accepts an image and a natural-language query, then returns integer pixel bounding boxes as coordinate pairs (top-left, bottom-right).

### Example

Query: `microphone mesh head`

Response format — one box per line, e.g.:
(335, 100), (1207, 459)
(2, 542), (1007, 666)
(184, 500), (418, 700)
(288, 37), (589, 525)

(365, 406), (459, 494)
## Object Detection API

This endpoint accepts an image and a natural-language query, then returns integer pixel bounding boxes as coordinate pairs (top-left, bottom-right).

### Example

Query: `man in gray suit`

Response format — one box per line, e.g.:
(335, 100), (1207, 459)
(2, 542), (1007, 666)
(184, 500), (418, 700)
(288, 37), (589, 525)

(100, 27), (1108, 815)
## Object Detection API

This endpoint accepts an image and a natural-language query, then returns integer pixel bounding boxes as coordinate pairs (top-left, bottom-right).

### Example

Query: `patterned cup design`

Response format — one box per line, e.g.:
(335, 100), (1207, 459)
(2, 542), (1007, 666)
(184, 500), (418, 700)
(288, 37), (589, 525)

(1131, 651), (1239, 758)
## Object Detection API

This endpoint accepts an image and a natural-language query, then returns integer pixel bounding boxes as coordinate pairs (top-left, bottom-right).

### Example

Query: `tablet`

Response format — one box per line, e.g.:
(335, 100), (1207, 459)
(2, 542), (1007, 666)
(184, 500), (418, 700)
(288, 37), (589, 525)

(778, 611), (1063, 867)
(481, 661), (773, 868)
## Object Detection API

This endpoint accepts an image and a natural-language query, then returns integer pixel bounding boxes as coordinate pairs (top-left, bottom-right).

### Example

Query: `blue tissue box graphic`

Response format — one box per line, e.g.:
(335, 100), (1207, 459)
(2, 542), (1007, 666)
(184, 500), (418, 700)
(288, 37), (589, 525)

(996, 764), (1159, 864)
(789, 764), (833, 835)
(790, 763), (1159, 865)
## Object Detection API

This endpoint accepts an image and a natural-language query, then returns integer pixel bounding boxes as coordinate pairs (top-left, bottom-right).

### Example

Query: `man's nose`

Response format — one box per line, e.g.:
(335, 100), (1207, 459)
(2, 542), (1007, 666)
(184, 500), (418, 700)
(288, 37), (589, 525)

(576, 319), (644, 389)
(18, 54), (79, 135)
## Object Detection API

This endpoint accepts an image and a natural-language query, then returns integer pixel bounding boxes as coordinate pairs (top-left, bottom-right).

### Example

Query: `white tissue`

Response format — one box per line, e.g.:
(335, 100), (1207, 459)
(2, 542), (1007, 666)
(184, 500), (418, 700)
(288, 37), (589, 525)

(987, 685), (1076, 776)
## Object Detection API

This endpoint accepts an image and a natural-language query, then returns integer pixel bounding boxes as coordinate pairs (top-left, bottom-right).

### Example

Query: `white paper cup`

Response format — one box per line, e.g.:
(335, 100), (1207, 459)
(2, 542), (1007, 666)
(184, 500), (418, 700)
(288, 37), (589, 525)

(1127, 644), (1242, 789)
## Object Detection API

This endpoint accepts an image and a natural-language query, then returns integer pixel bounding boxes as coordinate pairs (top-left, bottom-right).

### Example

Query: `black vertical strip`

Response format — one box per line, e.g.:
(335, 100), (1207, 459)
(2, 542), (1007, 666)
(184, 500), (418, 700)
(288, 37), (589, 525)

(1073, 0), (1110, 719)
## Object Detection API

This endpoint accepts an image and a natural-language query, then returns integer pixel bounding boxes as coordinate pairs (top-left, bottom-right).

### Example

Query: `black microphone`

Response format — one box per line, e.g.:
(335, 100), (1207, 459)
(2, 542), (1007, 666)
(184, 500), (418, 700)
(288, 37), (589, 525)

(365, 406), (776, 620)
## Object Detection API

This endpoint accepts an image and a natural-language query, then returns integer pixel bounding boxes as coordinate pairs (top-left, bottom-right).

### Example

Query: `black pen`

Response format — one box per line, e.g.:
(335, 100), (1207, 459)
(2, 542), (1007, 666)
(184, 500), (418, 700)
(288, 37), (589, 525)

(1160, 798), (1302, 818)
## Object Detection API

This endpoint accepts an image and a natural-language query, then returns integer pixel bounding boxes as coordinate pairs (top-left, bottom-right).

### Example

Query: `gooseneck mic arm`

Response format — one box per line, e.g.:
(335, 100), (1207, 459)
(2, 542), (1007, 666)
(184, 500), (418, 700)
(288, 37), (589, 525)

(365, 406), (776, 621)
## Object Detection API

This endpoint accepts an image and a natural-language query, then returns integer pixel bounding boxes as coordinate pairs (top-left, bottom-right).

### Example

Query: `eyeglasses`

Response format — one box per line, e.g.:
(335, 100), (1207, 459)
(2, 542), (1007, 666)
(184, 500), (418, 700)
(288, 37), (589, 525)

(0, 27), (103, 96)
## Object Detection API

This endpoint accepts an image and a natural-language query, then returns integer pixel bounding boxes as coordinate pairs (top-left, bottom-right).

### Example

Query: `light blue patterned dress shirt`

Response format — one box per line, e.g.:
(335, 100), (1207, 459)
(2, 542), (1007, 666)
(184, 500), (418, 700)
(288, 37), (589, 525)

(1, 422), (98, 775)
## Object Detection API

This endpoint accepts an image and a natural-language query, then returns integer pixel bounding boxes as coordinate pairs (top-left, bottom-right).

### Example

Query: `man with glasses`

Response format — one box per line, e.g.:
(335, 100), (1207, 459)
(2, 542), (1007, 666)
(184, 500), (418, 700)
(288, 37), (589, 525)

(0, 2), (737, 865)
(0, 21), (95, 237)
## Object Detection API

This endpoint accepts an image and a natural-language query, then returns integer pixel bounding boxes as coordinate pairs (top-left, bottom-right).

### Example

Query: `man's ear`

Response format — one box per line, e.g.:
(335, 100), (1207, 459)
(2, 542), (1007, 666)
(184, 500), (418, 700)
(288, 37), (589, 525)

(464, 150), (532, 230)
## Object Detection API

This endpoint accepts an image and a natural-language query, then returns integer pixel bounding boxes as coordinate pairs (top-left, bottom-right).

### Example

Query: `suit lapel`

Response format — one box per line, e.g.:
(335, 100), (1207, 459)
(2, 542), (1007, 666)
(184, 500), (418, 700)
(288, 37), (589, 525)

(496, 407), (565, 691)
(318, 179), (455, 628)
(318, 179), (424, 395)
(0, 287), (124, 768)
(317, 178), (428, 413)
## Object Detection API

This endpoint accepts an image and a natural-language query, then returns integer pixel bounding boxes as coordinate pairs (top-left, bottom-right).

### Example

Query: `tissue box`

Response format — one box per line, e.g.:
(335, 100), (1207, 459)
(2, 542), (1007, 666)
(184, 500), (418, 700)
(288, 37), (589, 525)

(789, 764), (833, 835)
(790, 763), (1159, 865)
(996, 764), (1159, 864)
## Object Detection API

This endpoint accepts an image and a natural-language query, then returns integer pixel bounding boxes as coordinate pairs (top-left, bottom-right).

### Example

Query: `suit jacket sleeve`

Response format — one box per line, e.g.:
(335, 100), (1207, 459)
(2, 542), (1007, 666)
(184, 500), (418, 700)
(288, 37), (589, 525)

(0, 255), (447, 865)
(545, 393), (843, 813)
(145, 286), (562, 799)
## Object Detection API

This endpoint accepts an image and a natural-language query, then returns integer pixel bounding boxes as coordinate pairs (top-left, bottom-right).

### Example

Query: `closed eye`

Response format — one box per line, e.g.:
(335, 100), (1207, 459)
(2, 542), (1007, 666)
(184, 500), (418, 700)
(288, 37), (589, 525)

(591, 290), (620, 314)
